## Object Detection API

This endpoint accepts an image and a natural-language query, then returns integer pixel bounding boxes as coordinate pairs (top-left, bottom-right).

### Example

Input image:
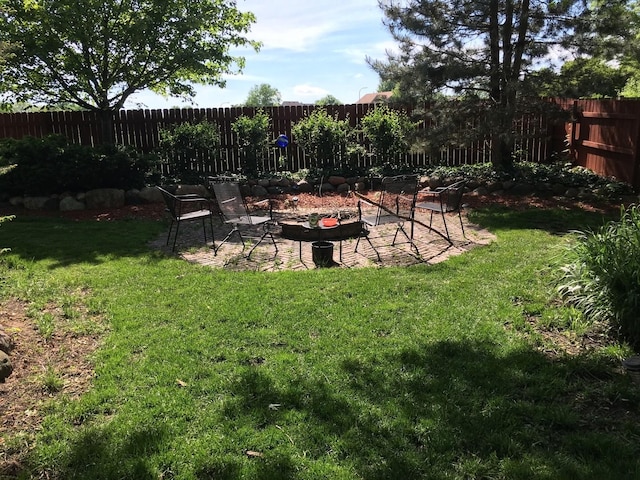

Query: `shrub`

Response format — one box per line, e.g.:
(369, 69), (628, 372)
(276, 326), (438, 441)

(0, 215), (14, 255)
(556, 204), (640, 347)
(157, 121), (220, 183)
(291, 109), (352, 170)
(361, 105), (416, 166)
(0, 135), (158, 195)
(231, 110), (271, 175)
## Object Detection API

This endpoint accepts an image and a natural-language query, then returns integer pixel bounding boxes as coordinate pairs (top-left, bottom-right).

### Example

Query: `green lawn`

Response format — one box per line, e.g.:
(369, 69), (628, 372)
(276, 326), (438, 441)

(1, 207), (639, 480)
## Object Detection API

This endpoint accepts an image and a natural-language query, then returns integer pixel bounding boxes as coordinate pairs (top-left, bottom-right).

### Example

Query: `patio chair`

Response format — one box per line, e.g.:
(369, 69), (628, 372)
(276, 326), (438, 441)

(354, 174), (419, 260)
(208, 178), (278, 258)
(157, 186), (216, 252)
(415, 180), (467, 242)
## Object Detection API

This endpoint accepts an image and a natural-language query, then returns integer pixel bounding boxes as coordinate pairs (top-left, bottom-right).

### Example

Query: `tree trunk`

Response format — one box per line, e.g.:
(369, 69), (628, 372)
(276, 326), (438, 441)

(97, 109), (115, 145)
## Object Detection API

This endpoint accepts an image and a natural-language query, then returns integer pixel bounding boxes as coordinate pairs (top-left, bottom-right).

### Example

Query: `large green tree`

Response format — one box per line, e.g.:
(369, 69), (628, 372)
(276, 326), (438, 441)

(0, 0), (258, 142)
(243, 83), (281, 107)
(370, 0), (620, 169)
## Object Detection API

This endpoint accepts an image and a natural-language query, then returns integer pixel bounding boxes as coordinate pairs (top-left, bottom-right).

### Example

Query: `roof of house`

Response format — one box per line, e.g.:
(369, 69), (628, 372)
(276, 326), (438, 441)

(356, 91), (394, 104)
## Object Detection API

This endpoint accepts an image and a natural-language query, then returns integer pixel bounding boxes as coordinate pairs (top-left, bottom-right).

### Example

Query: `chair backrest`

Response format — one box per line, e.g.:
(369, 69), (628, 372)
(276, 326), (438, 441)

(377, 175), (419, 222)
(157, 186), (179, 218)
(442, 180), (466, 212)
(209, 181), (248, 222)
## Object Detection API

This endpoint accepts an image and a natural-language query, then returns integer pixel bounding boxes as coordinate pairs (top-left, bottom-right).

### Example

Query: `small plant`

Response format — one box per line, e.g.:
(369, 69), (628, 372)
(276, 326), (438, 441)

(291, 108), (352, 170)
(35, 312), (56, 341)
(556, 204), (640, 347)
(231, 110), (271, 175)
(361, 105), (416, 166)
(41, 365), (64, 393)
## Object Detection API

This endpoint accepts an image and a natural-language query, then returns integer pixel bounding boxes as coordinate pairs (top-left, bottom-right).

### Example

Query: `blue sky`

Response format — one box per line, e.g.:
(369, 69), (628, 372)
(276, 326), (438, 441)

(125, 0), (399, 109)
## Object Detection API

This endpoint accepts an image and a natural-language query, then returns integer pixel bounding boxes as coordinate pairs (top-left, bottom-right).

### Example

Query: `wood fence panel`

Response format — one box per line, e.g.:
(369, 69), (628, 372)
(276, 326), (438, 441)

(564, 99), (640, 187)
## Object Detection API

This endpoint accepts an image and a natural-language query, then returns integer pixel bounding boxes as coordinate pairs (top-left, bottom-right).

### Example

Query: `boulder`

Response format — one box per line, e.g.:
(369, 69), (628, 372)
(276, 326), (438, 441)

(59, 196), (86, 211)
(8, 196), (23, 207)
(84, 188), (125, 209)
(336, 183), (350, 193)
(251, 184), (269, 197)
(139, 186), (163, 203)
(24, 196), (59, 210)
(0, 331), (14, 354)
(328, 175), (346, 187)
(295, 180), (313, 193)
(0, 350), (12, 383)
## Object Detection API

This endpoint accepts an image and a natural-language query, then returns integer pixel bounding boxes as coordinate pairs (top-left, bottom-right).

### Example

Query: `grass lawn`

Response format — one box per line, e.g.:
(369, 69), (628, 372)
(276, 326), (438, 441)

(1, 206), (639, 479)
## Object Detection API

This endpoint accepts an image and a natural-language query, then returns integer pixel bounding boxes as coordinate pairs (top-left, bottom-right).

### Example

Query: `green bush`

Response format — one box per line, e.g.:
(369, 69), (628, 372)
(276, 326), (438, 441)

(361, 105), (415, 166)
(556, 204), (640, 347)
(231, 110), (271, 175)
(0, 135), (158, 196)
(291, 108), (352, 170)
(157, 121), (220, 183)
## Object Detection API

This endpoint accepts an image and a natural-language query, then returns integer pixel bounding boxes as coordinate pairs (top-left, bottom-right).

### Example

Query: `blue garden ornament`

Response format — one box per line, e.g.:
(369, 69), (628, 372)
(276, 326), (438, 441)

(275, 134), (289, 148)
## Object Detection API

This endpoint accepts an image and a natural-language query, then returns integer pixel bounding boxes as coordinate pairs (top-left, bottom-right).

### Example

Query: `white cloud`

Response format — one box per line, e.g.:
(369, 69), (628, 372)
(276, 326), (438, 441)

(292, 84), (330, 99)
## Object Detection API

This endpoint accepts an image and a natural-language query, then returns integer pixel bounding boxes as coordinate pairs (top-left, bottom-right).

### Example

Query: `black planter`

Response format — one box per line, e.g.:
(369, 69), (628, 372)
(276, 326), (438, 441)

(312, 241), (334, 267)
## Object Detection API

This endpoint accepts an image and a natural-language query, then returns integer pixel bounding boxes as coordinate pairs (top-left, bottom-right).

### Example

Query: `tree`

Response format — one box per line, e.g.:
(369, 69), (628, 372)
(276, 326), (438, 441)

(244, 84), (281, 107)
(0, 0), (258, 143)
(525, 58), (630, 98)
(370, 0), (610, 170)
(360, 105), (415, 166)
(315, 94), (342, 106)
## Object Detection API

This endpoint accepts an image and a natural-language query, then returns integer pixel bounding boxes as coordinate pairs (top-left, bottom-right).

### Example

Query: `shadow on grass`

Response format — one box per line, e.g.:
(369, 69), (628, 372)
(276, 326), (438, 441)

(469, 204), (619, 235)
(38, 339), (640, 479)
(1, 216), (166, 268)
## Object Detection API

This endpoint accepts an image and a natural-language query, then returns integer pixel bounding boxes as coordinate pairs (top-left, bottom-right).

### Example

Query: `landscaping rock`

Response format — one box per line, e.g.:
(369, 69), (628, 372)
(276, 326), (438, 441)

(336, 183), (350, 193)
(565, 187), (579, 198)
(8, 196), (23, 207)
(428, 176), (443, 189)
(319, 182), (336, 194)
(24, 196), (59, 210)
(251, 185), (269, 197)
(59, 196), (86, 211)
(139, 186), (163, 203)
(328, 175), (346, 186)
(85, 188), (125, 209)
(511, 183), (534, 196)
(125, 189), (144, 205)
(0, 350), (12, 383)
(296, 180), (313, 193)
(0, 331), (14, 354)
(354, 181), (366, 192)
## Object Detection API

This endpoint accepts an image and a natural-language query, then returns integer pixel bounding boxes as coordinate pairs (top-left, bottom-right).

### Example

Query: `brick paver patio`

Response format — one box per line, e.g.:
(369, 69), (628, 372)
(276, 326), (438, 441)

(149, 206), (495, 272)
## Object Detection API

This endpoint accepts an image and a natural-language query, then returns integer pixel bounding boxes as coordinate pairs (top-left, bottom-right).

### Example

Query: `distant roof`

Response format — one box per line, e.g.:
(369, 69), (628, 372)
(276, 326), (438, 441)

(356, 91), (393, 104)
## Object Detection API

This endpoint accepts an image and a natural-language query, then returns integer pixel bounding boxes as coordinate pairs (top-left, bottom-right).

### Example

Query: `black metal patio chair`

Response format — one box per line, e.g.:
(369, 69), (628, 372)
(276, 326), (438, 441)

(354, 174), (419, 260)
(415, 180), (467, 243)
(157, 186), (216, 252)
(207, 178), (278, 259)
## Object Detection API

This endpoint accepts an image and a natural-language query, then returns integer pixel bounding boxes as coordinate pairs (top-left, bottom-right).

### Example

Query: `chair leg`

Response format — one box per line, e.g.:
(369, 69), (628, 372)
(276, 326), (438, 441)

(392, 222), (419, 254)
(208, 215), (216, 250)
(214, 227), (242, 255)
(166, 220), (175, 247)
(172, 221), (181, 252)
(354, 232), (381, 262)
(246, 230), (278, 259)
(458, 211), (466, 239)
(440, 211), (451, 243)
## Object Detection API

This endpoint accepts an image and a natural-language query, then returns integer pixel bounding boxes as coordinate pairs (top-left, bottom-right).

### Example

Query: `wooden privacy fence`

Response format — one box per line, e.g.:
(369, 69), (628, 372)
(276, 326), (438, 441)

(552, 98), (640, 189)
(0, 104), (554, 177)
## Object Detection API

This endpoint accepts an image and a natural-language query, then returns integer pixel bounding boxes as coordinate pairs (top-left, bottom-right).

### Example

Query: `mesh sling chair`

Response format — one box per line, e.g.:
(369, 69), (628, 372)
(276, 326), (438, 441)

(354, 174), (419, 261)
(157, 186), (216, 252)
(415, 180), (467, 243)
(208, 178), (278, 259)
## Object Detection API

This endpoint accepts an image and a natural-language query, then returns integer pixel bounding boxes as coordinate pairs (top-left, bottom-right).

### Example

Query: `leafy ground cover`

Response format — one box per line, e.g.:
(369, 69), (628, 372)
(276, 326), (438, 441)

(1, 198), (639, 479)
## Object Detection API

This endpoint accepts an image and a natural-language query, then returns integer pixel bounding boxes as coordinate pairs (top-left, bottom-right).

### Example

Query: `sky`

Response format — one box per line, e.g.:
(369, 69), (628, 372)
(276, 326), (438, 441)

(124, 0), (399, 109)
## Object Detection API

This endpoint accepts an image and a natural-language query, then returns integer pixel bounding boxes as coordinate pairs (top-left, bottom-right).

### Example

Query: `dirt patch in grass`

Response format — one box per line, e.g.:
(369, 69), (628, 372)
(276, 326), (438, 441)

(0, 298), (104, 477)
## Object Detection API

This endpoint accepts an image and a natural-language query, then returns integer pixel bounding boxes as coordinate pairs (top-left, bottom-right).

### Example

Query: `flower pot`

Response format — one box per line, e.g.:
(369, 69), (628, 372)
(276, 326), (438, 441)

(312, 241), (334, 267)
